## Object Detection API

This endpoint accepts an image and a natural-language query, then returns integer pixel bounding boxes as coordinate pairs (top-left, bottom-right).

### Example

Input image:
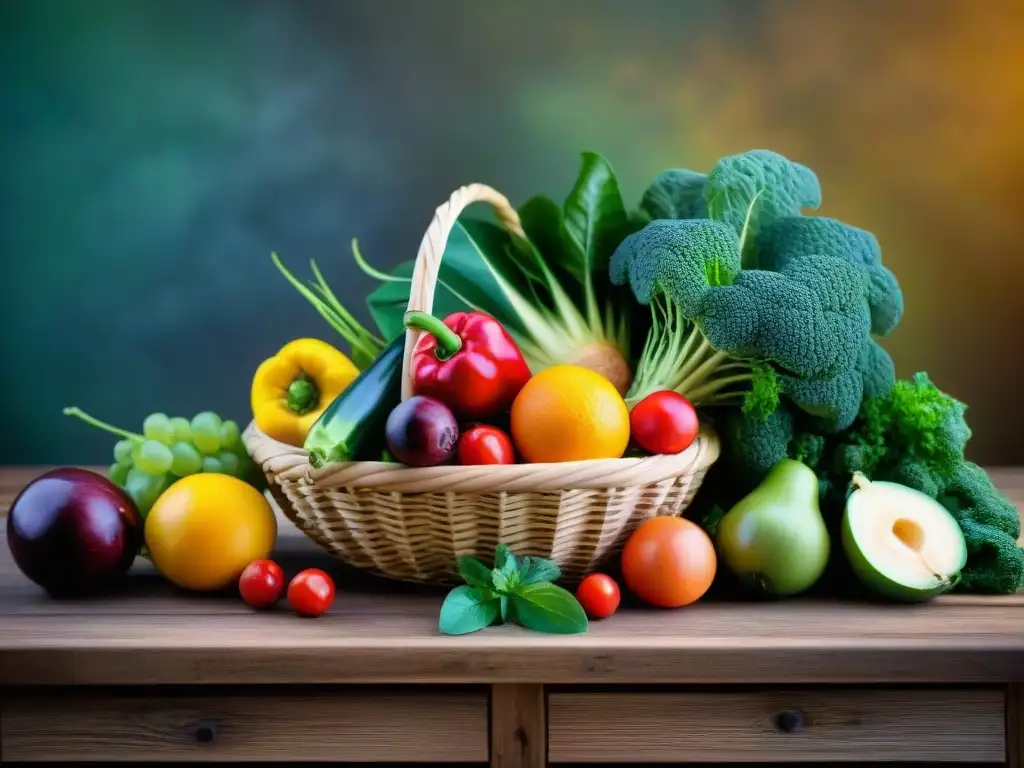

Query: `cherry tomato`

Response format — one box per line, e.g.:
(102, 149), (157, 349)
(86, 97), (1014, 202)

(575, 573), (621, 619)
(457, 424), (516, 465)
(239, 559), (285, 609)
(629, 391), (699, 455)
(288, 568), (336, 617)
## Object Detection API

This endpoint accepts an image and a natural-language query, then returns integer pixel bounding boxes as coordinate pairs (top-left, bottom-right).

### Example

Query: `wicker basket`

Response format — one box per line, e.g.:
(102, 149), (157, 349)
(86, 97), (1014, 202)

(243, 182), (721, 585)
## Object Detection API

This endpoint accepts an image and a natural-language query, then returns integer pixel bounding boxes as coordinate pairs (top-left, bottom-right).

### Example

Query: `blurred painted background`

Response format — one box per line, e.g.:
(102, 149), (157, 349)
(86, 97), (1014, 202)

(2, 0), (1022, 466)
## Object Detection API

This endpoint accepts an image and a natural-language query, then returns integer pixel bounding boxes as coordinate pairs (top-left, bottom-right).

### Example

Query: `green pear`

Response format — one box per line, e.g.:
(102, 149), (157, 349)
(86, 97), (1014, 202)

(715, 458), (831, 597)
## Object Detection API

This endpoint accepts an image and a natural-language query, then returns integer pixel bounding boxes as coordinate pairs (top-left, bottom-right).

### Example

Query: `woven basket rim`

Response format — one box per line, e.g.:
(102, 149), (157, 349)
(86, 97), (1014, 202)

(243, 420), (720, 493)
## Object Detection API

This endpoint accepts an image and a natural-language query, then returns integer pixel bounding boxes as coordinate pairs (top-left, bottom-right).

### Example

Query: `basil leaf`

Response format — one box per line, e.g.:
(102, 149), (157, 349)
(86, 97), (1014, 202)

(510, 582), (589, 635)
(516, 555), (561, 586)
(500, 595), (510, 623)
(438, 585), (500, 635)
(492, 568), (514, 593)
(494, 544), (514, 570)
(457, 555), (494, 590)
(561, 151), (630, 289)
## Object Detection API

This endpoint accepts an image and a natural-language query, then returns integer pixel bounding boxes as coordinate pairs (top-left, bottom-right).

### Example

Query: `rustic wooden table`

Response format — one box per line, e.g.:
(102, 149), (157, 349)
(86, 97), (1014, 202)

(1, 466), (1022, 766)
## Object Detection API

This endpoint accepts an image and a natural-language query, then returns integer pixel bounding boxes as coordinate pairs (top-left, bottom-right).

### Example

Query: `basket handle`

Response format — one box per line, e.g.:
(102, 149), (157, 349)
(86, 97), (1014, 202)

(400, 183), (525, 400)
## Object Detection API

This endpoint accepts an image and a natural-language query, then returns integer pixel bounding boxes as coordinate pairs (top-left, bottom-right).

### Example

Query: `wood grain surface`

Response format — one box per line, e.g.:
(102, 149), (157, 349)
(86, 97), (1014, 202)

(1, 467), (1022, 687)
(491, 684), (546, 768)
(548, 688), (1006, 763)
(1, 688), (489, 762)
(1009, 684), (1023, 768)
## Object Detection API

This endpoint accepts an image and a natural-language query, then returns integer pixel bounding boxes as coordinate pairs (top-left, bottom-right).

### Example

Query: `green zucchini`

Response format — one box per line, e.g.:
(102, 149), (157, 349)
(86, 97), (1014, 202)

(304, 335), (405, 468)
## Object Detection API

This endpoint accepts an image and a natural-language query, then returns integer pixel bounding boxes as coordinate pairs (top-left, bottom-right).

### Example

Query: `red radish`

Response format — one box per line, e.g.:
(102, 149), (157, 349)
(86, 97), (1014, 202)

(629, 391), (699, 455)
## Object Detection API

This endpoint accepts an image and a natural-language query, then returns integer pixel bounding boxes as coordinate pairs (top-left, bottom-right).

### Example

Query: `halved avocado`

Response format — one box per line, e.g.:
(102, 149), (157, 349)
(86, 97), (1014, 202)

(841, 472), (967, 602)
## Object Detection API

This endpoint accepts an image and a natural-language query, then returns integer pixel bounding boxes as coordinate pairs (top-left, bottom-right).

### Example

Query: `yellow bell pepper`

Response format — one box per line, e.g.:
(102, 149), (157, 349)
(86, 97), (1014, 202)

(251, 338), (359, 446)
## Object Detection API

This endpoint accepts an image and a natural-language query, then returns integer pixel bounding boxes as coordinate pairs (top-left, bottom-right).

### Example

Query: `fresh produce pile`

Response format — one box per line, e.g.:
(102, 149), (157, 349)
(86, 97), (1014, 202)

(6, 147), (1021, 633)
(273, 147), (1021, 605)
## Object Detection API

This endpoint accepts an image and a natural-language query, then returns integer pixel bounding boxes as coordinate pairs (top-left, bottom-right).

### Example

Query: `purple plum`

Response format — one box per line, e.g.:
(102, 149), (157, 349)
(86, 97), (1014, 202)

(7, 467), (143, 597)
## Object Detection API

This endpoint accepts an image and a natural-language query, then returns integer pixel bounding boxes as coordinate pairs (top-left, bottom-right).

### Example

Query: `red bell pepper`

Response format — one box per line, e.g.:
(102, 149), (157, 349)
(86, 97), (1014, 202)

(404, 310), (531, 421)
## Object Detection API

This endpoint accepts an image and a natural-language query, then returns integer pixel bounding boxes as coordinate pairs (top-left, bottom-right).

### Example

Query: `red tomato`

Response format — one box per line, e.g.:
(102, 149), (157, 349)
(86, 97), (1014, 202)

(621, 517), (716, 608)
(457, 424), (516, 465)
(238, 559), (285, 609)
(288, 568), (336, 617)
(575, 573), (621, 619)
(629, 391), (699, 455)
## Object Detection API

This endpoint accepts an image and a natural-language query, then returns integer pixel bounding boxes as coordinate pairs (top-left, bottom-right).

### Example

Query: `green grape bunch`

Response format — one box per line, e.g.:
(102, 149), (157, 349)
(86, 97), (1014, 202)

(63, 406), (266, 518)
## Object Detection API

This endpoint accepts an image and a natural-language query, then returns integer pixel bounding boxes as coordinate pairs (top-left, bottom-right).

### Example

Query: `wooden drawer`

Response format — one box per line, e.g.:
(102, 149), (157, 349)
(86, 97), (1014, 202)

(1, 687), (489, 762)
(548, 688), (1006, 763)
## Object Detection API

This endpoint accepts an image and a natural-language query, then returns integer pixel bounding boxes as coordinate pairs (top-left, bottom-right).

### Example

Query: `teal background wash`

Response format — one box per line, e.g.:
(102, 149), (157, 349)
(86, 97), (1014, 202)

(3, 0), (1022, 466)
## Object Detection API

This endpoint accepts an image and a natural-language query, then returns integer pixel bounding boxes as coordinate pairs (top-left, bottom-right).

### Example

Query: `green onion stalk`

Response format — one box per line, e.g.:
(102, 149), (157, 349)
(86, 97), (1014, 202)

(271, 251), (386, 371)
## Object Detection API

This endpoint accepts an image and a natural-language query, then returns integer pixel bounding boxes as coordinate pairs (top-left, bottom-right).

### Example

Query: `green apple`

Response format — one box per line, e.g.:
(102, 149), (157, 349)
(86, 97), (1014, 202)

(842, 472), (967, 602)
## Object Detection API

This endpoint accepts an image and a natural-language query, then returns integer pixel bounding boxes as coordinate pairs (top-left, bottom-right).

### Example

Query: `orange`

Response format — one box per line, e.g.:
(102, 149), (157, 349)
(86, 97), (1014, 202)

(144, 473), (278, 592)
(620, 516), (717, 608)
(510, 364), (630, 463)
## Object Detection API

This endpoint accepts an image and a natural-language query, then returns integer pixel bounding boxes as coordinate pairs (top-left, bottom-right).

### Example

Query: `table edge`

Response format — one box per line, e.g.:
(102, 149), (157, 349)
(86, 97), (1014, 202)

(2, 643), (1022, 686)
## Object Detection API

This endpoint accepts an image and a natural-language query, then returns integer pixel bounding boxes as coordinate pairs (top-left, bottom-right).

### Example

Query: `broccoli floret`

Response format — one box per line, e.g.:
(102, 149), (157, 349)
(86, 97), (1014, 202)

(618, 149), (882, 426)
(705, 150), (822, 266)
(613, 218), (740, 317)
(611, 218), (872, 417)
(718, 403), (841, 512)
(887, 458), (946, 498)
(790, 430), (827, 470)
(746, 212), (903, 433)
(756, 216), (904, 336)
(860, 338), (898, 399)
(743, 360), (784, 421)
(826, 372), (970, 484)
(719, 405), (795, 489)
(825, 372), (978, 511)
(881, 372), (970, 478)
(778, 336), (896, 434)
(939, 461), (1024, 594)
(697, 253), (869, 379)
(636, 148), (821, 238)
(638, 169), (709, 222)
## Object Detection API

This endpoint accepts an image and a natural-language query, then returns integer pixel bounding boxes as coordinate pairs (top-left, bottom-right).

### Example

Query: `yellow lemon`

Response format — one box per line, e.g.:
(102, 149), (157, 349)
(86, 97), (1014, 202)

(510, 364), (631, 463)
(145, 473), (277, 591)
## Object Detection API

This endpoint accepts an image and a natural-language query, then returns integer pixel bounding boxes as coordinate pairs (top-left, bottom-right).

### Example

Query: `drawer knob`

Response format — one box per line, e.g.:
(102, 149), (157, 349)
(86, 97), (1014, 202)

(774, 709), (805, 733)
(193, 721), (218, 744)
